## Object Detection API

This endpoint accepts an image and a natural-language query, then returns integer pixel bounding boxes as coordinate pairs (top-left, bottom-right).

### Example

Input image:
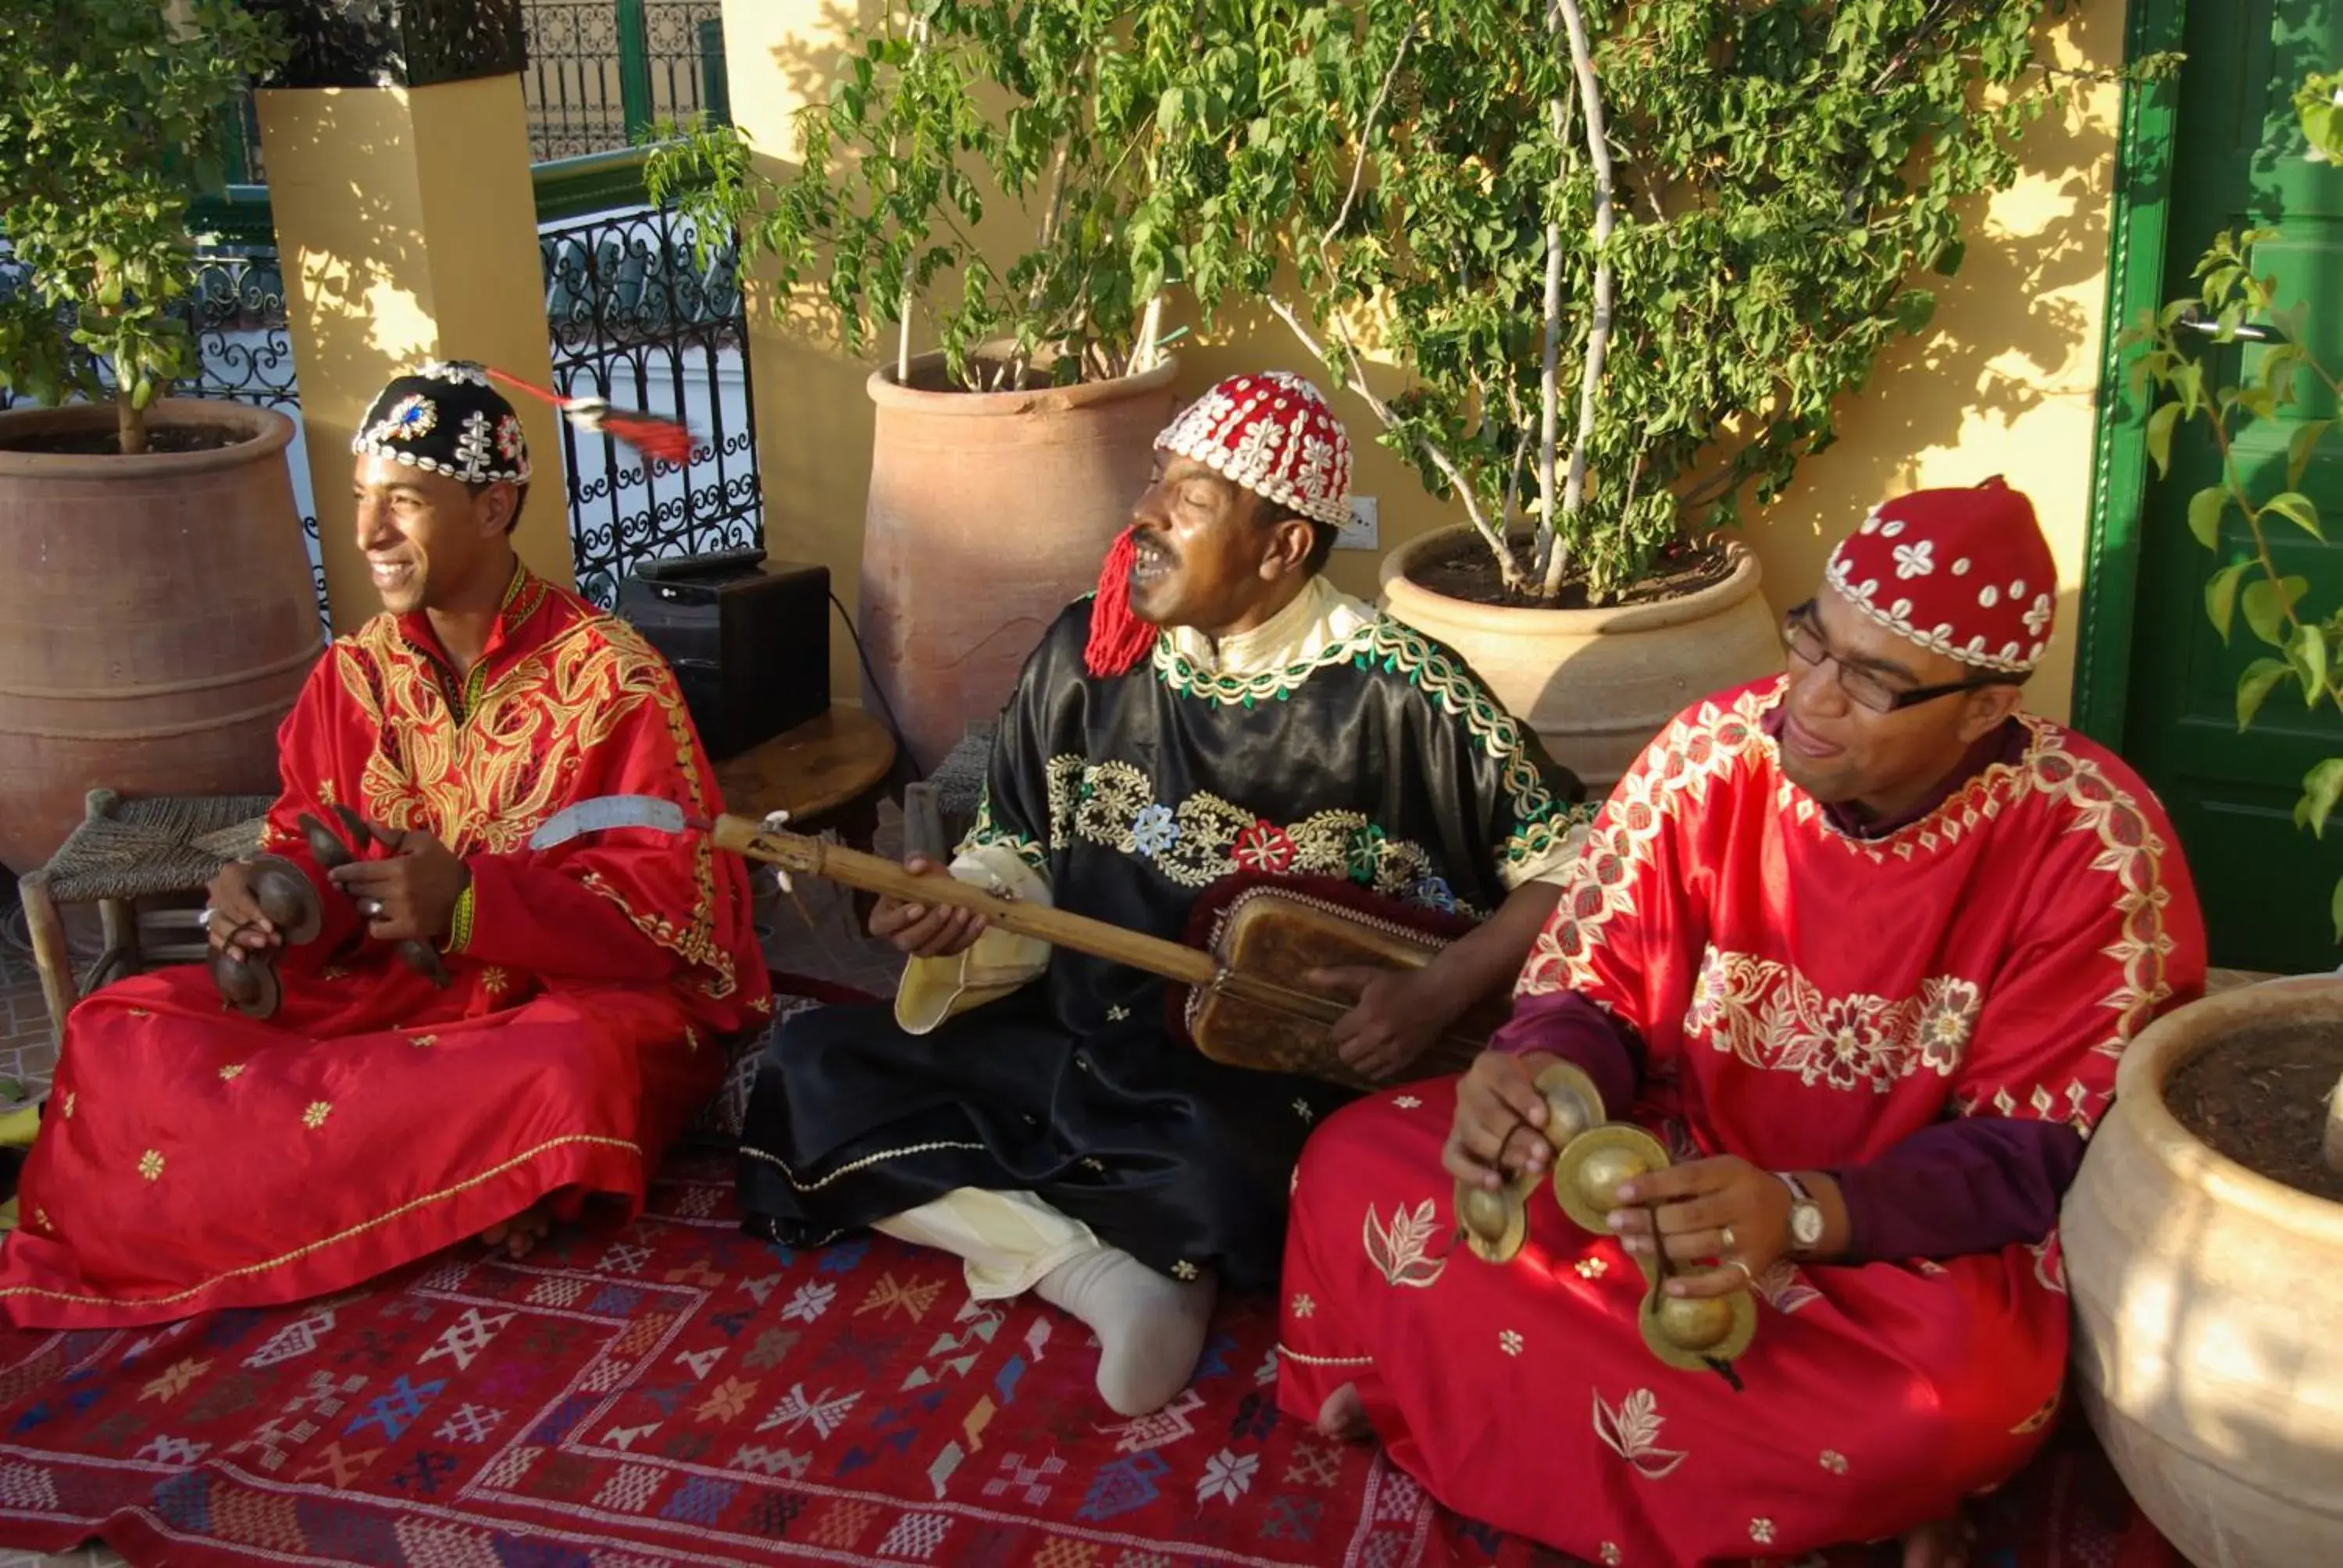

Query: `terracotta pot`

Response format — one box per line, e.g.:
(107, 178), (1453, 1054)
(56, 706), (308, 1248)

(860, 352), (1179, 773)
(0, 401), (321, 875)
(1379, 529), (1782, 789)
(2063, 975), (2343, 1567)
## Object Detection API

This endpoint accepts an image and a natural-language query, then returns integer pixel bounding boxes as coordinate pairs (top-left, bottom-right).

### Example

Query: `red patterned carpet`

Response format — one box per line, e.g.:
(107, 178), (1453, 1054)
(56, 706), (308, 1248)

(0, 1153), (2183, 1568)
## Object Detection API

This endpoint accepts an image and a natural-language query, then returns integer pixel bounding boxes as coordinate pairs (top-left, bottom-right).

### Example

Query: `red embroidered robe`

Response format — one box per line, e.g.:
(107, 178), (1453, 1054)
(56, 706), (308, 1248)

(0, 570), (770, 1328)
(1275, 679), (2206, 1565)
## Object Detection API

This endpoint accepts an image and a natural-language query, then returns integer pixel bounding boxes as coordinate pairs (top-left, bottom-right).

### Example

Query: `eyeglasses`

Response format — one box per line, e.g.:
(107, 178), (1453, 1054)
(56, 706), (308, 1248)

(1782, 601), (2020, 715)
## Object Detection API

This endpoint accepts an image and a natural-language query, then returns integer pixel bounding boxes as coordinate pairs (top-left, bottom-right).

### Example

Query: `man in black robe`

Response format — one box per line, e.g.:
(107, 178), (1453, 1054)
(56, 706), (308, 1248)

(737, 372), (1588, 1413)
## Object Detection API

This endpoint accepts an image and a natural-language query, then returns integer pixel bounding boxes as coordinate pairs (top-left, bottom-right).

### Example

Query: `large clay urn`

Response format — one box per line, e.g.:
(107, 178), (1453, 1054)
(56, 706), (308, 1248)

(1380, 529), (1782, 791)
(859, 351), (1179, 774)
(2063, 975), (2343, 1566)
(0, 400), (321, 875)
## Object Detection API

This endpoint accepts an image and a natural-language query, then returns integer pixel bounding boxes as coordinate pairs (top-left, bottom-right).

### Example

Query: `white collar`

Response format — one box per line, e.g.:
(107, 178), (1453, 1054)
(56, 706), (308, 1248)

(1163, 576), (1375, 678)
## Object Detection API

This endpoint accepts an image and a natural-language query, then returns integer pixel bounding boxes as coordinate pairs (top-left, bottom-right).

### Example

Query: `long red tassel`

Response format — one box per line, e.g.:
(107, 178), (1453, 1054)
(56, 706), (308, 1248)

(1084, 527), (1157, 678)
(484, 367), (697, 470)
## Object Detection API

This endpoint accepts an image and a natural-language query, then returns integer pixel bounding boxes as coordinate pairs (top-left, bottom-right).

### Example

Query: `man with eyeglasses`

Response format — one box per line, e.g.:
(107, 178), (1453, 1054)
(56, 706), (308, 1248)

(1275, 478), (2206, 1568)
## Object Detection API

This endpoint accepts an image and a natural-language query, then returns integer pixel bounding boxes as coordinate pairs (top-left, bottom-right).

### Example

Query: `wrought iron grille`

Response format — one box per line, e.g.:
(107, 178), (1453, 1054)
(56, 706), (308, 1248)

(539, 201), (761, 608)
(522, 0), (728, 161)
(0, 243), (330, 630)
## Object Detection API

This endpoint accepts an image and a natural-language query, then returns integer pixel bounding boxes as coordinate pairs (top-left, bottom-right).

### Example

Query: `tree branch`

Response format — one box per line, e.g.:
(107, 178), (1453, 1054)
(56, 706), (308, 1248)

(1135, 290), (1164, 372)
(1322, 22), (1420, 255)
(1871, 0), (1962, 94)
(1265, 294), (1517, 580)
(1533, 28), (1572, 586)
(1542, 0), (1617, 600)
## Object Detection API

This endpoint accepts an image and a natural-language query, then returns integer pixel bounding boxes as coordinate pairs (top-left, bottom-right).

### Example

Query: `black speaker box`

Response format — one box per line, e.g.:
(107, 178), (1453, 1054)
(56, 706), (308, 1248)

(619, 550), (831, 761)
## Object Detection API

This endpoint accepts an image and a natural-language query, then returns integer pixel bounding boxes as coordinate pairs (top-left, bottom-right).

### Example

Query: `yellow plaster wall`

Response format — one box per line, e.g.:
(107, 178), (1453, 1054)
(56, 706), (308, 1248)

(722, 0), (2126, 722)
(257, 75), (572, 633)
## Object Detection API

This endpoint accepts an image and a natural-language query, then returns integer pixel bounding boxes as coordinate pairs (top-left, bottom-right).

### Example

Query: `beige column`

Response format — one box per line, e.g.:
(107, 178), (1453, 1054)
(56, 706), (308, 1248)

(256, 76), (572, 633)
(719, 0), (885, 701)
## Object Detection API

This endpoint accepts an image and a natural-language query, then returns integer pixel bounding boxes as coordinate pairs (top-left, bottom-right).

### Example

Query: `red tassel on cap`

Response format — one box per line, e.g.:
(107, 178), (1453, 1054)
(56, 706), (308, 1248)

(484, 366), (698, 469)
(1084, 527), (1157, 677)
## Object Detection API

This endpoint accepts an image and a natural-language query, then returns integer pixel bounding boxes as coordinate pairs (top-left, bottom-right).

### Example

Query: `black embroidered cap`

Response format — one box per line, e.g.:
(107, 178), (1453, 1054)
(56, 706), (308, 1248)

(350, 360), (531, 485)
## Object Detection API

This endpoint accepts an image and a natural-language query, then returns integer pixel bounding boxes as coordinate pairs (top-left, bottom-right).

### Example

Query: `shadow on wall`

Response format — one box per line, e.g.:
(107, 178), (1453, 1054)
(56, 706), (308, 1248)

(255, 86), (437, 630)
(1746, 0), (2127, 722)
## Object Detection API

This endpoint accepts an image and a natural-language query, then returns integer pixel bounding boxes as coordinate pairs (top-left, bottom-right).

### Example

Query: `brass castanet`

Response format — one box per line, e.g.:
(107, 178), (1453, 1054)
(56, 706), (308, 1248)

(205, 853), (319, 1020)
(300, 807), (451, 989)
(1545, 1121), (1760, 1370)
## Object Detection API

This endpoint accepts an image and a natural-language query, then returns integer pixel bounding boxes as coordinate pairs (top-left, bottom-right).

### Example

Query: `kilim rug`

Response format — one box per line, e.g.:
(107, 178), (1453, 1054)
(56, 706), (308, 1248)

(0, 1151), (2184, 1568)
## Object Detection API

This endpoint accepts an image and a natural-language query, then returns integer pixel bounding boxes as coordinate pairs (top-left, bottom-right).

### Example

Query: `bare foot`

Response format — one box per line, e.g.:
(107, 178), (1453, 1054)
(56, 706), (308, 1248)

(1901, 1511), (1974, 1568)
(480, 1202), (555, 1260)
(1314, 1382), (1372, 1441)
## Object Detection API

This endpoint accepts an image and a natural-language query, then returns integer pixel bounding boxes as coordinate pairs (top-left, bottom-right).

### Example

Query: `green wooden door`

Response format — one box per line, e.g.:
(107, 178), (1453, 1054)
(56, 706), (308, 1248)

(2123, 1), (2343, 973)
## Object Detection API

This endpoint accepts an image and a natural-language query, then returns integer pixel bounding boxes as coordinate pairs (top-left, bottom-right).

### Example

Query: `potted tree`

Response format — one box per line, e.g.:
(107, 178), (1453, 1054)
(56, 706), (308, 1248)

(0, 0), (310, 875)
(2060, 68), (2343, 1566)
(651, 4), (1186, 773)
(1143, 1), (2091, 783)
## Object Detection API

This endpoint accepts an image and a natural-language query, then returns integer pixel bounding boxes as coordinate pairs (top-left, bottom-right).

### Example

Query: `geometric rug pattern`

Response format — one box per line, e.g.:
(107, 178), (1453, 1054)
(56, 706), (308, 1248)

(0, 1153), (2183, 1568)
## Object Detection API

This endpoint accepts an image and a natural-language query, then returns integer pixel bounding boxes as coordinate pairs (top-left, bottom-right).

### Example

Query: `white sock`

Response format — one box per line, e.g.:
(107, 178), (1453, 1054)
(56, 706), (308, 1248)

(1035, 1244), (1216, 1417)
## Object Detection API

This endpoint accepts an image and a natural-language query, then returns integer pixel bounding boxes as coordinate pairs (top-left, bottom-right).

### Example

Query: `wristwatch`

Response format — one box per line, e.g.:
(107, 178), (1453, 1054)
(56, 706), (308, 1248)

(1776, 1171), (1824, 1254)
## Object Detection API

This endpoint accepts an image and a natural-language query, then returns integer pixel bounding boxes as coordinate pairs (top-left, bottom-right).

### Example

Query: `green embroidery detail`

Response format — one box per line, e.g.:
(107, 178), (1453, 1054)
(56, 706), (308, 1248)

(1152, 611), (1585, 886)
(958, 783), (1048, 873)
(1162, 609), (1584, 867)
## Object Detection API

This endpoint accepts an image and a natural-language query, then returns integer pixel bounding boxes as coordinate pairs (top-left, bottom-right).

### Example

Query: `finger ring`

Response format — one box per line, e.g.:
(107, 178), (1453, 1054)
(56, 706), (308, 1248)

(1719, 1224), (1736, 1250)
(360, 898), (383, 919)
(200, 906), (218, 929)
(1727, 1257), (1756, 1286)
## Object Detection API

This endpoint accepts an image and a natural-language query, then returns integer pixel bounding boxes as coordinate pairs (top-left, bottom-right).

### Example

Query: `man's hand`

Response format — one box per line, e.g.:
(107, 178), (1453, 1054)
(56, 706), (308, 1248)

(204, 859), (280, 961)
(1608, 1155), (1794, 1299)
(869, 855), (988, 958)
(326, 823), (470, 943)
(1314, 964), (1462, 1082)
(1444, 1049), (1564, 1191)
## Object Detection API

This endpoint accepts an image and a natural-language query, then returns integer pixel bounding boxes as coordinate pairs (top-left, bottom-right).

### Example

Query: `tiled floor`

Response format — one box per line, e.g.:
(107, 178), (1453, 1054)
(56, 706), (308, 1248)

(0, 897), (63, 1102)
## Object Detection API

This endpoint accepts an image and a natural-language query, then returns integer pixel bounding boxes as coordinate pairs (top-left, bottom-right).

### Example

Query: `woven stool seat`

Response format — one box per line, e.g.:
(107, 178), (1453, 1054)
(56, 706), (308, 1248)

(20, 789), (276, 1047)
(35, 790), (273, 903)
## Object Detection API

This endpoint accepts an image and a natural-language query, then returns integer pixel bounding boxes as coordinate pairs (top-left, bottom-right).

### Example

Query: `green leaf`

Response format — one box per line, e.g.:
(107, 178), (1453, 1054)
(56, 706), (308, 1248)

(2304, 757), (2343, 839)
(2188, 485), (2227, 551)
(2263, 490), (2325, 541)
(2241, 576), (2309, 647)
(2289, 419), (2334, 489)
(2238, 657), (2292, 729)
(2297, 622), (2333, 706)
(2331, 872), (2343, 944)
(2206, 560), (2249, 641)
(2145, 401), (2181, 477)
(2177, 360), (2209, 419)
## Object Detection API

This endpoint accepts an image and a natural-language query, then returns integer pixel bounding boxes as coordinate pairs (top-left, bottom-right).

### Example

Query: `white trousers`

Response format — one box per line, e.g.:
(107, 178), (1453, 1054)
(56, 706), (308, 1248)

(874, 1186), (1101, 1300)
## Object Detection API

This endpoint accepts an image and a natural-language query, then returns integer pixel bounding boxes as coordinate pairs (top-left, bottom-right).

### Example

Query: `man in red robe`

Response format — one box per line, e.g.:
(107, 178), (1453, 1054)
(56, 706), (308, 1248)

(1275, 480), (2207, 1567)
(0, 361), (769, 1328)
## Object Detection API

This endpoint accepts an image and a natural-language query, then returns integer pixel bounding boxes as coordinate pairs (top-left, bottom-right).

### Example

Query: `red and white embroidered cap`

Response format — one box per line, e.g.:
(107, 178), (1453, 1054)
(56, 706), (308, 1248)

(1823, 477), (2058, 674)
(1155, 372), (1353, 529)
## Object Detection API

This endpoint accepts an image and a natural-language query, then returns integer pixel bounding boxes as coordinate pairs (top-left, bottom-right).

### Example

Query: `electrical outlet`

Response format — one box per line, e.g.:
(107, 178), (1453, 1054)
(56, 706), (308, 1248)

(1336, 495), (1379, 550)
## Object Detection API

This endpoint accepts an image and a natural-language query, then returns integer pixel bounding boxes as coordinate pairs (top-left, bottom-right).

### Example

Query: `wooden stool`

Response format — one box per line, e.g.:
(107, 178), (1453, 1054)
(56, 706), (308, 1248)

(19, 789), (273, 1043)
(716, 708), (900, 932)
(715, 707), (900, 844)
